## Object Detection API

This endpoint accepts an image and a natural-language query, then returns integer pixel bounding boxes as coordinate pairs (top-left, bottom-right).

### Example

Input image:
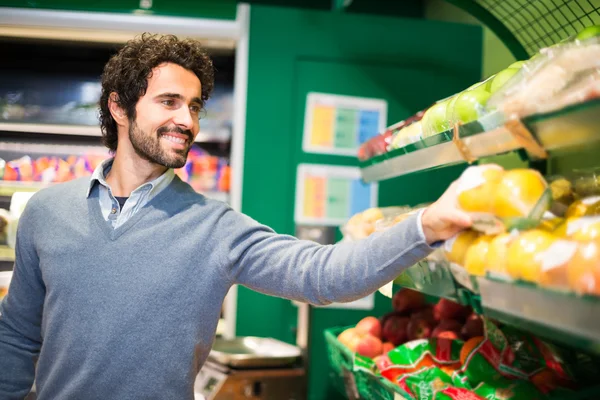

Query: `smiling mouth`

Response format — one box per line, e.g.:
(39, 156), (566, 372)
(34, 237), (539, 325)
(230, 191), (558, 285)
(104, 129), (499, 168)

(160, 133), (188, 145)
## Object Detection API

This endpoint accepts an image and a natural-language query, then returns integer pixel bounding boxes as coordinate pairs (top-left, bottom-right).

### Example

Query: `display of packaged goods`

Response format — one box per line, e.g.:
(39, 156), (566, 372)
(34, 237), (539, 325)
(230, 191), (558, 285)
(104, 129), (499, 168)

(331, 316), (598, 400)
(445, 80), (494, 130)
(487, 36), (600, 119)
(358, 110), (426, 161)
(386, 121), (423, 151)
(336, 292), (478, 359)
(0, 145), (230, 194)
(455, 165), (550, 234)
(341, 206), (416, 241)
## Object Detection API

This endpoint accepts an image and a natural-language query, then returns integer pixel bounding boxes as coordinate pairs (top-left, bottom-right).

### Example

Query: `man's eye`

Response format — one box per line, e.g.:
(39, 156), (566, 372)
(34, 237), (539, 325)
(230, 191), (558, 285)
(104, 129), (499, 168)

(190, 106), (201, 113)
(162, 100), (175, 107)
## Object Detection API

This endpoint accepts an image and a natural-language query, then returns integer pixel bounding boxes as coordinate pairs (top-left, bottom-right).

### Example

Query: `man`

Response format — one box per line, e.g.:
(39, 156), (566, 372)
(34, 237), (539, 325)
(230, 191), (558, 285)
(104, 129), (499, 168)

(0, 34), (471, 399)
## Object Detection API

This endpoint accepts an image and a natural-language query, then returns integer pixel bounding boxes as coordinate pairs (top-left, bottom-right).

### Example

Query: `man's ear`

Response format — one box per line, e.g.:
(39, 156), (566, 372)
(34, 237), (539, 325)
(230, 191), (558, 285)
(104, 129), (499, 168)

(108, 92), (127, 126)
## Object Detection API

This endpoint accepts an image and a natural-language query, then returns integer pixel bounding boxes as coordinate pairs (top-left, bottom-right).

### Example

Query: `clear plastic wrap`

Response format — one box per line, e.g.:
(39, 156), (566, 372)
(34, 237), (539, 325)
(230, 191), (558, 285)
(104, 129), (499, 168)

(446, 82), (491, 128)
(341, 206), (413, 241)
(455, 165), (550, 234)
(487, 37), (600, 118)
(421, 98), (452, 138)
(386, 121), (423, 151)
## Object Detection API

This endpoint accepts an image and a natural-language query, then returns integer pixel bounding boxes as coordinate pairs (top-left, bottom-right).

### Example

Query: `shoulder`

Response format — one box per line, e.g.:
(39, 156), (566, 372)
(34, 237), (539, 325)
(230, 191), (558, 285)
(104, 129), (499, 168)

(31, 177), (90, 204)
(167, 177), (230, 212)
(23, 178), (90, 216)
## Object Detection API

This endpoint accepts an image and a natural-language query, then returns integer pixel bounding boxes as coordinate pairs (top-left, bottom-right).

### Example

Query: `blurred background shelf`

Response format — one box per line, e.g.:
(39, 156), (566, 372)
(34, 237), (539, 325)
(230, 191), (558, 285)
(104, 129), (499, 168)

(0, 122), (232, 144)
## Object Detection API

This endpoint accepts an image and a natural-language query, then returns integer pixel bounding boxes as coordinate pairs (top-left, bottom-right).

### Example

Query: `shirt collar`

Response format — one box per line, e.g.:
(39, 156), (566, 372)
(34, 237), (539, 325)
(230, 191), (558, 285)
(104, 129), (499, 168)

(86, 158), (175, 198)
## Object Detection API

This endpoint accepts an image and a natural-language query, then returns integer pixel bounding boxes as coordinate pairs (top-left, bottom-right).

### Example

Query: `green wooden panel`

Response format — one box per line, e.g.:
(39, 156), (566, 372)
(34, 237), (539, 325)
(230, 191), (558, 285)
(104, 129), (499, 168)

(0, 0), (237, 19)
(242, 5), (482, 399)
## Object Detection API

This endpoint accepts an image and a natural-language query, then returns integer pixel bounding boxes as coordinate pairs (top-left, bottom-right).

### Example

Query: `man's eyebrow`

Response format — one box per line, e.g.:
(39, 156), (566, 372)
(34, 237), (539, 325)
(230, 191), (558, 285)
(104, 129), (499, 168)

(156, 93), (202, 105)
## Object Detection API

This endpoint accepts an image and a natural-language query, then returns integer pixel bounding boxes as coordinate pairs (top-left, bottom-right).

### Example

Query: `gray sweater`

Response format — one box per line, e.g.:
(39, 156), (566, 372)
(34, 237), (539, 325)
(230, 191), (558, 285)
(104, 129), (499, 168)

(0, 176), (433, 399)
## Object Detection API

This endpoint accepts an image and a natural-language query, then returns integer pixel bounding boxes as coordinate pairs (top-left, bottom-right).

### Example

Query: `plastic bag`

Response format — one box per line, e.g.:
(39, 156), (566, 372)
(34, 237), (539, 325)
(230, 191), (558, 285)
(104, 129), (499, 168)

(387, 121), (423, 151)
(341, 206), (413, 241)
(455, 165), (550, 235)
(487, 37), (600, 118)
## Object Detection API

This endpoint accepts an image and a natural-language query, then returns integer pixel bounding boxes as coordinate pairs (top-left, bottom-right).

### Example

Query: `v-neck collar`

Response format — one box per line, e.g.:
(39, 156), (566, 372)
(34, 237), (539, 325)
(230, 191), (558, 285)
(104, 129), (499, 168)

(88, 176), (181, 241)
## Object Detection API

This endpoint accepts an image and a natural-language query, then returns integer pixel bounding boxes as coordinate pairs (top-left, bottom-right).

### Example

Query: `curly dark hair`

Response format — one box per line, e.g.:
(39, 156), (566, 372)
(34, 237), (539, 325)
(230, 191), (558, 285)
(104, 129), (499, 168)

(99, 33), (215, 152)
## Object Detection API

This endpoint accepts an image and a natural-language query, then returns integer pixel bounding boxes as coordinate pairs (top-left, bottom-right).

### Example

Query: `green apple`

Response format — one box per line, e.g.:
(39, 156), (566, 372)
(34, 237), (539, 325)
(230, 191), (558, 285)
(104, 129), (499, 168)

(489, 68), (520, 94)
(508, 61), (526, 70)
(453, 88), (491, 124)
(577, 25), (600, 41)
(446, 94), (460, 123)
(422, 100), (450, 137)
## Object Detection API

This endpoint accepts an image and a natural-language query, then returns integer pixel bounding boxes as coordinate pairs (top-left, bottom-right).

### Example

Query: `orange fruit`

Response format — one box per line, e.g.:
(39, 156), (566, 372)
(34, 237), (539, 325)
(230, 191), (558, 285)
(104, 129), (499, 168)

(464, 235), (495, 276)
(555, 217), (600, 241)
(457, 166), (504, 213)
(486, 233), (514, 275)
(493, 169), (548, 218)
(460, 336), (485, 365)
(506, 230), (557, 282)
(567, 242), (600, 295)
(565, 197), (600, 218)
(444, 230), (480, 266)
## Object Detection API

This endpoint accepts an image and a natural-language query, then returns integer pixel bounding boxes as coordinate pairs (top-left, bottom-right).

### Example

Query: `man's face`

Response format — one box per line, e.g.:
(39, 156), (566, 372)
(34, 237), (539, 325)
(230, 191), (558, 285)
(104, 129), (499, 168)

(128, 62), (202, 169)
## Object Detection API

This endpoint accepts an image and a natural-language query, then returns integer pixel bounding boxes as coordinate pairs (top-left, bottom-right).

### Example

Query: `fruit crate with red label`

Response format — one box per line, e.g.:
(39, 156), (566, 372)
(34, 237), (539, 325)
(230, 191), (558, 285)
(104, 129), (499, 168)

(324, 326), (411, 400)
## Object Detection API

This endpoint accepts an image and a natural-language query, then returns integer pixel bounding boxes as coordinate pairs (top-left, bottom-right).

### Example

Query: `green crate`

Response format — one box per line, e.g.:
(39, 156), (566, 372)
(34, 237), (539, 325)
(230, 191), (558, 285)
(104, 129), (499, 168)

(324, 326), (411, 400)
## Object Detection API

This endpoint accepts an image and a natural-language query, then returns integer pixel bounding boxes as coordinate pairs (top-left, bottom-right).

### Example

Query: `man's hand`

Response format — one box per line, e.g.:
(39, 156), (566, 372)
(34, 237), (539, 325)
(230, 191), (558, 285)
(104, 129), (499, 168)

(421, 179), (473, 245)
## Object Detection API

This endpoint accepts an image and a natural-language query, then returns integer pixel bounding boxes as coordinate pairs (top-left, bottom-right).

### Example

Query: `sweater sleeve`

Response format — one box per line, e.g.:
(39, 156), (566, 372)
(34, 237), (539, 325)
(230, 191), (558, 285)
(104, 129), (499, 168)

(0, 198), (44, 399)
(218, 207), (434, 305)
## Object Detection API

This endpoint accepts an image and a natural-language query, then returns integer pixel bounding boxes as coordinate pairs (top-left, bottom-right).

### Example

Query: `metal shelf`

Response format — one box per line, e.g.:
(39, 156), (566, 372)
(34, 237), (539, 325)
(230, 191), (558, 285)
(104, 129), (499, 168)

(0, 181), (49, 197)
(0, 122), (231, 143)
(385, 268), (600, 354)
(478, 277), (600, 354)
(361, 99), (600, 183)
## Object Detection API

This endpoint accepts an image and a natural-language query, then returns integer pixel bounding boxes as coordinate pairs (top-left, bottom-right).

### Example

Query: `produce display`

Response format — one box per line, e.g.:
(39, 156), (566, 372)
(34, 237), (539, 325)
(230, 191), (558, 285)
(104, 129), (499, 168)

(0, 145), (230, 194)
(337, 289), (481, 360)
(444, 165), (600, 296)
(357, 25), (600, 163)
(333, 288), (597, 399)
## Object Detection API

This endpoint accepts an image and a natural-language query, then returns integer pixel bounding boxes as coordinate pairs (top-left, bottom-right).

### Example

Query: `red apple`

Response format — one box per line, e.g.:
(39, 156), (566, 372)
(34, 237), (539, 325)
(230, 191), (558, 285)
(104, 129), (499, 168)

(392, 288), (426, 313)
(374, 354), (393, 371)
(382, 342), (395, 354)
(407, 318), (434, 340)
(337, 328), (363, 352)
(410, 306), (435, 324)
(431, 319), (463, 338)
(437, 331), (460, 340)
(355, 316), (382, 339)
(357, 335), (383, 358)
(433, 298), (471, 322)
(461, 316), (484, 340)
(382, 315), (411, 346)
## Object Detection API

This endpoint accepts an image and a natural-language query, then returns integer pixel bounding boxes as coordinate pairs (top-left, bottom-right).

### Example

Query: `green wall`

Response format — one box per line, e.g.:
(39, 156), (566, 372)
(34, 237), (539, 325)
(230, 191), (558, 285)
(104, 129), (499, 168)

(241, 5), (482, 399)
(425, 0), (517, 78)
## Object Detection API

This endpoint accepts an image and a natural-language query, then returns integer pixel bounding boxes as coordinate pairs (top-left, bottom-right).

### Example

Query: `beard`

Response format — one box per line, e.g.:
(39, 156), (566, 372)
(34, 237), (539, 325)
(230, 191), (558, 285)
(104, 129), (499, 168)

(128, 121), (192, 169)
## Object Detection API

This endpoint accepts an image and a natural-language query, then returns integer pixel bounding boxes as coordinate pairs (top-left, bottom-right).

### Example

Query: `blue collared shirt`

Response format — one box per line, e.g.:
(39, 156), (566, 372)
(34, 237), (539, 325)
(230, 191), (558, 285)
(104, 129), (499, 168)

(86, 158), (175, 229)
